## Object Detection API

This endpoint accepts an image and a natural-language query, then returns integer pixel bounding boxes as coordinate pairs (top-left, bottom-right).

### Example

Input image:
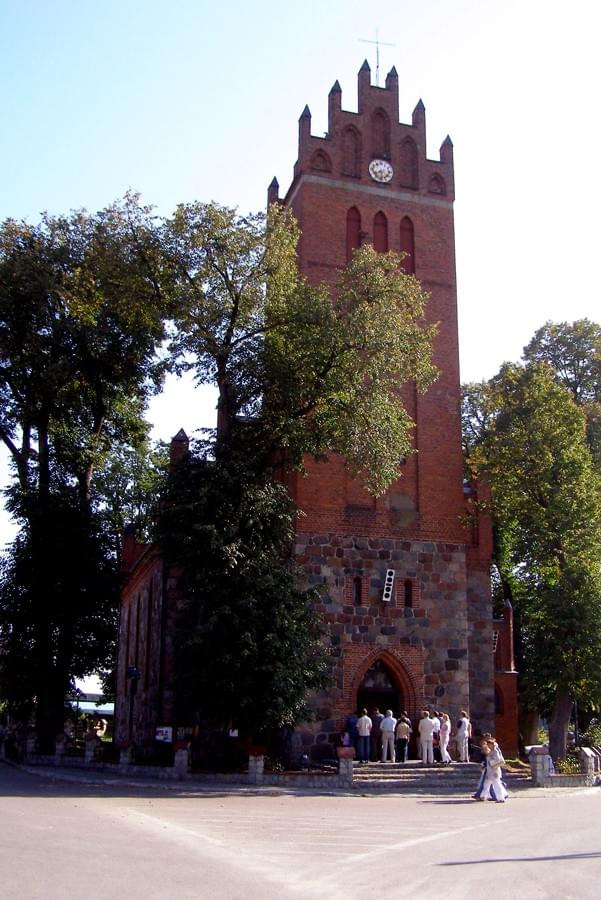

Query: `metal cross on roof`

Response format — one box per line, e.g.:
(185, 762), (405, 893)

(359, 29), (396, 86)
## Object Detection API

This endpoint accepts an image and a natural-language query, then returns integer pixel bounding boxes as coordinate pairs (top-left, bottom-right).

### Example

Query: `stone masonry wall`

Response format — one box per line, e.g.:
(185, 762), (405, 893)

(293, 531), (471, 753)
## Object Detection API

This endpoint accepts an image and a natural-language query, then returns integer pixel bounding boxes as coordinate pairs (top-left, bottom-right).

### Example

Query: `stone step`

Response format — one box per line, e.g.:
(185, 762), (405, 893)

(348, 760), (531, 792)
(353, 761), (481, 773)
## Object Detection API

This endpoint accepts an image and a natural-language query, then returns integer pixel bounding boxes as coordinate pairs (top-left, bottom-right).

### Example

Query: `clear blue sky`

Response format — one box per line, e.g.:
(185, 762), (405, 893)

(1, 0), (600, 543)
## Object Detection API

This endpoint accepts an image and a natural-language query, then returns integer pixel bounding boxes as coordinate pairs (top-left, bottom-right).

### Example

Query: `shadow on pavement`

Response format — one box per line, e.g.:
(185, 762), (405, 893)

(440, 851), (601, 865)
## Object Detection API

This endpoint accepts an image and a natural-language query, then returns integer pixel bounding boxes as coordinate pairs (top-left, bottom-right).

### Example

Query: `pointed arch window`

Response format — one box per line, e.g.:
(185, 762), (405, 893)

(373, 211), (388, 253)
(399, 137), (418, 189)
(342, 126), (361, 177)
(346, 206), (361, 262)
(399, 216), (415, 274)
(371, 108), (391, 159)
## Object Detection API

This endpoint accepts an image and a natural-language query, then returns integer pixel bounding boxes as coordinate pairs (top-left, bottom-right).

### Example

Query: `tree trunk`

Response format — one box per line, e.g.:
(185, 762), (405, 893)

(518, 707), (540, 747)
(548, 689), (573, 761)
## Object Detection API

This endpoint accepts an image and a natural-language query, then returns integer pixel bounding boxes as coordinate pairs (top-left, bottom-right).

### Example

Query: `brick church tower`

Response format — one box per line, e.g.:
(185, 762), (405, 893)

(268, 60), (506, 754)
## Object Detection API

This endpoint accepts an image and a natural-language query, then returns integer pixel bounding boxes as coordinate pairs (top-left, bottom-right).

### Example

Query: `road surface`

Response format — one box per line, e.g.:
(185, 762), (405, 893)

(1, 763), (600, 899)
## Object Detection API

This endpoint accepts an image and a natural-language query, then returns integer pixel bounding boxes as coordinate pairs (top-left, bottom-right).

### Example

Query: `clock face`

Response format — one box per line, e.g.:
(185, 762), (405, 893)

(368, 158), (394, 183)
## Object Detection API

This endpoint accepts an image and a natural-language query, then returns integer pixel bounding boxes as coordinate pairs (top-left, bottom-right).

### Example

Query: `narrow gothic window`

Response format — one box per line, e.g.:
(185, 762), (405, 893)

(342, 126), (360, 177)
(371, 108), (391, 159)
(352, 576), (362, 605)
(399, 137), (418, 189)
(346, 206), (361, 262)
(373, 211), (388, 253)
(404, 579), (413, 608)
(399, 216), (415, 274)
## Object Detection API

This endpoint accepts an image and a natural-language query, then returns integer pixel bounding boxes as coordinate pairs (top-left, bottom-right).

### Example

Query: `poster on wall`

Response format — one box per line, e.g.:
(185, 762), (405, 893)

(155, 726), (173, 743)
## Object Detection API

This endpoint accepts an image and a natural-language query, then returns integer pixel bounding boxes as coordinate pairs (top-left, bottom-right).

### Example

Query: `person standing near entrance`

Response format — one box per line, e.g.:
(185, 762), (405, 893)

(370, 708), (384, 761)
(395, 716), (412, 762)
(380, 710), (397, 762)
(439, 713), (452, 764)
(418, 709), (435, 765)
(456, 710), (472, 762)
(356, 709), (372, 764)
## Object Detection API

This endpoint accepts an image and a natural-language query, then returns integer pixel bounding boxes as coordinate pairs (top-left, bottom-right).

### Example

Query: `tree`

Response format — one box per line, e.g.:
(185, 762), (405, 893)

(465, 362), (601, 759)
(523, 319), (601, 465)
(160, 449), (330, 738)
(0, 196), (168, 747)
(158, 201), (439, 736)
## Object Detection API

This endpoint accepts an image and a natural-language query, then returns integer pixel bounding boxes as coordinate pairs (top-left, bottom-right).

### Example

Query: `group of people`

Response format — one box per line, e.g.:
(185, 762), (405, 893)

(416, 708), (472, 765)
(345, 708), (413, 763)
(344, 707), (473, 766)
(345, 707), (509, 802)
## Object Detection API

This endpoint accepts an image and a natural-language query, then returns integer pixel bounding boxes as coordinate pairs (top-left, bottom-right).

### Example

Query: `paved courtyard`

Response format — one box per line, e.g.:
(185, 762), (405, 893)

(1, 762), (600, 899)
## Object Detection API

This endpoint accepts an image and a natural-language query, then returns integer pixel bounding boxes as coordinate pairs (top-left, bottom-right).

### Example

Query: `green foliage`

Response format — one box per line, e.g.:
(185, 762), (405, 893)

(164, 202), (438, 495)
(580, 718), (601, 748)
(0, 497), (119, 733)
(92, 437), (169, 564)
(159, 448), (331, 736)
(524, 319), (601, 465)
(523, 319), (601, 406)
(554, 754), (580, 774)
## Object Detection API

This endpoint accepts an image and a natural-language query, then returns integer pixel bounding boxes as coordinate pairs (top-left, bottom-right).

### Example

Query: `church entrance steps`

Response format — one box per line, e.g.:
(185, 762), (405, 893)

(350, 760), (529, 792)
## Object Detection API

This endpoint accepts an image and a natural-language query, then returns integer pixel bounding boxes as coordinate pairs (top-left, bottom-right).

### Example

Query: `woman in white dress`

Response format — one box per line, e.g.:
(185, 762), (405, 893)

(455, 710), (471, 762)
(439, 713), (452, 764)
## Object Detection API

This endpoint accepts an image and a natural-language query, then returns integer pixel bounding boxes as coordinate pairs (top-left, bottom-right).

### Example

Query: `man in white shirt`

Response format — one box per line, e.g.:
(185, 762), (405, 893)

(356, 709), (372, 764)
(380, 710), (397, 762)
(418, 709), (436, 764)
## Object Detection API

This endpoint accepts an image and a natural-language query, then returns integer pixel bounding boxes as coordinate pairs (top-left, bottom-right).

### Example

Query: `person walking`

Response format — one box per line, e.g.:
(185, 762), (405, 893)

(478, 736), (508, 802)
(356, 709), (372, 764)
(439, 712), (452, 764)
(455, 710), (472, 762)
(370, 708), (384, 762)
(395, 716), (412, 763)
(418, 709), (436, 765)
(380, 710), (397, 762)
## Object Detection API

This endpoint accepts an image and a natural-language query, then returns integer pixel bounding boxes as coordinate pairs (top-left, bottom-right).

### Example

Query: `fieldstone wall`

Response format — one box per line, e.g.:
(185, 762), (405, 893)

(294, 531), (472, 755)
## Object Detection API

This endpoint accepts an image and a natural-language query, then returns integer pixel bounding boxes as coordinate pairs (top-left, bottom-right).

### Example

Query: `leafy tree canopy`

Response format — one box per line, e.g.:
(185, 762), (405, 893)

(524, 319), (601, 465)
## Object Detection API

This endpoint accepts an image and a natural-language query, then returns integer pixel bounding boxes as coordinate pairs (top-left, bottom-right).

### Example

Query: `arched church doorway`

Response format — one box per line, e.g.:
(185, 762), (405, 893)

(356, 659), (402, 715)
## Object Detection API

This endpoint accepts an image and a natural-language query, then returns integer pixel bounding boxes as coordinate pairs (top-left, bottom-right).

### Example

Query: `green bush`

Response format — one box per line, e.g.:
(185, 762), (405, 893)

(580, 718), (601, 748)
(555, 753), (580, 774)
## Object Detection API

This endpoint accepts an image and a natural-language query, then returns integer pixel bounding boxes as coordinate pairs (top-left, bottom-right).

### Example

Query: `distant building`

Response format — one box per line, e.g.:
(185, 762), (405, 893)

(115, 61), (518, 759)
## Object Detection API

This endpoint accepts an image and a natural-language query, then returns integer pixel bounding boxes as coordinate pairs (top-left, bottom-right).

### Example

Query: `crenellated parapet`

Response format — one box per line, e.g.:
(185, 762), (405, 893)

(267, 59), (454, 207)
